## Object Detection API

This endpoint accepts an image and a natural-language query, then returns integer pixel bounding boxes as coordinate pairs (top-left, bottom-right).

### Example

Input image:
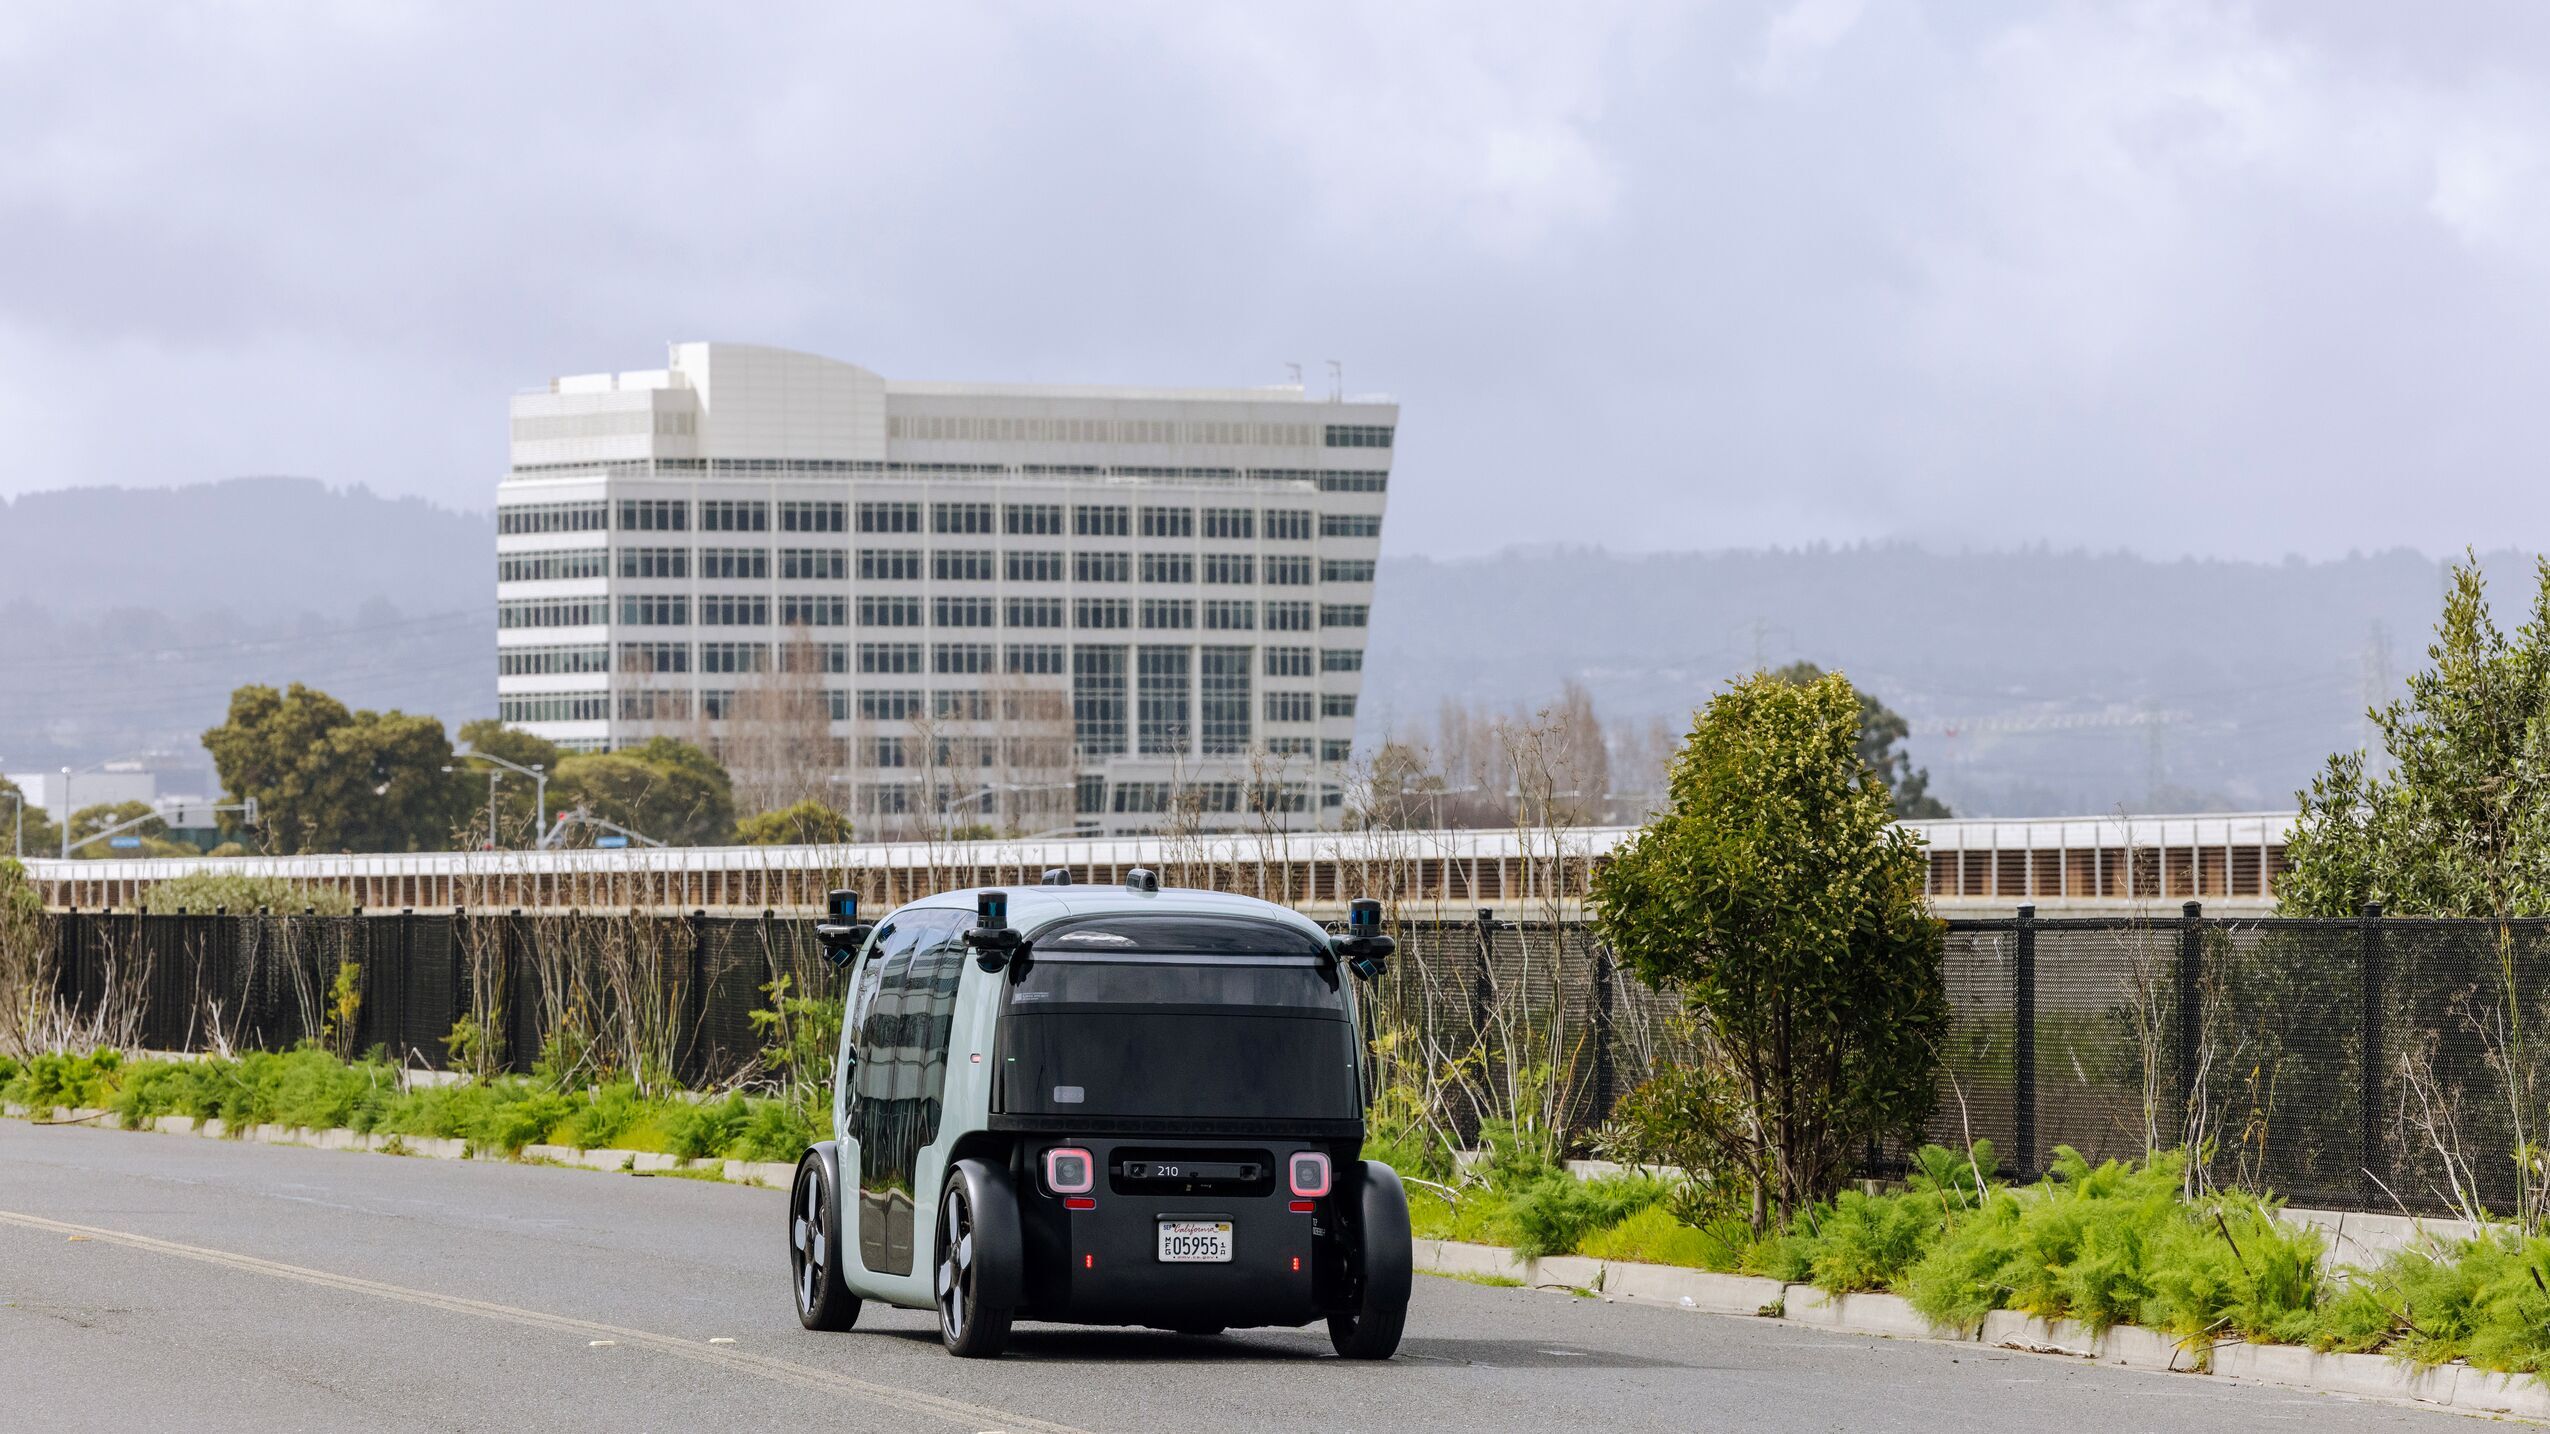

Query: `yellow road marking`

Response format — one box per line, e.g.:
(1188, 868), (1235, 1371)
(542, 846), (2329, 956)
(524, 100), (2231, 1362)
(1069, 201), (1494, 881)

(0, 1207), (1090, 1434)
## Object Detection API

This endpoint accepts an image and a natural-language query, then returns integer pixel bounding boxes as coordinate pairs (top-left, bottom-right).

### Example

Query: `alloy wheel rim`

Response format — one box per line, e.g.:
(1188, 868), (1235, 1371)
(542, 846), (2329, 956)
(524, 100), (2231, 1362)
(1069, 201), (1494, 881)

(793, 1169), (826, 1313)
(937, 1186), (973, 1339)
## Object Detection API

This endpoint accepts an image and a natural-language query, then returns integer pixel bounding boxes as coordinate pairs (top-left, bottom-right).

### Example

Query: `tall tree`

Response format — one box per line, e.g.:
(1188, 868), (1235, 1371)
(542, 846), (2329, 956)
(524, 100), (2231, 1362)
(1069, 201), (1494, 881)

(2280, 554), (2550, 918)
(1772, 661), (1950, 818)
(1592, 668), (1946, 1225)
(0, 777), (61, 859)
(203, 683), (468, 853)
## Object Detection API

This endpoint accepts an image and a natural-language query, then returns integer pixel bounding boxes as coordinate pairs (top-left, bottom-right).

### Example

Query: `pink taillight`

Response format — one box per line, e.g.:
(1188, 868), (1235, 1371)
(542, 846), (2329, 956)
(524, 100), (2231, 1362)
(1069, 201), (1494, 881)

(1045, 1146), (1095, 1195)
(1287, 1151), (1332, 1198)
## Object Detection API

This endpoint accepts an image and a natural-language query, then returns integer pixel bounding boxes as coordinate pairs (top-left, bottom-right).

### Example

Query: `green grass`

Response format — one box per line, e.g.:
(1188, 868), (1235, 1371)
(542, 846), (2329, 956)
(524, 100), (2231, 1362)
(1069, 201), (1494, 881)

(0, 1046), (819, 1166)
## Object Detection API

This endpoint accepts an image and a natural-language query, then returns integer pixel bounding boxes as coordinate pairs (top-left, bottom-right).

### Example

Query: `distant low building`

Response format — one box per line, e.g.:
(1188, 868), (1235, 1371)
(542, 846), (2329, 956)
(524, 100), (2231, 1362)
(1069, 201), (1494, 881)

(5, 763), (156, 823)
(494, 343), (1396, 835)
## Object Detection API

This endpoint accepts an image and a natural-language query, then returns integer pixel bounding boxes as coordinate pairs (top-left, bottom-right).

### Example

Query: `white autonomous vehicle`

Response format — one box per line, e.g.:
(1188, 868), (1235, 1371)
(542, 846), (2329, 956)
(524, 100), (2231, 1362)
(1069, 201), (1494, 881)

(786, 870), (1411, 1359)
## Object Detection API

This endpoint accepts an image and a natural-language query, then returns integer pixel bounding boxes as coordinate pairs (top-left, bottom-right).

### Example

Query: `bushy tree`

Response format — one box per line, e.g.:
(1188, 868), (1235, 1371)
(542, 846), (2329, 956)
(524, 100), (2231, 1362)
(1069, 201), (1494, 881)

(0, 777), (61, 858)
(2281, 555), (2550, 918)
(1772, 661), (1949, 819)
(202, 683), (469, 853)
(550, 737), (734, 847)
(1592, 668), (1947, 1226)
(734, 799), (855, 846)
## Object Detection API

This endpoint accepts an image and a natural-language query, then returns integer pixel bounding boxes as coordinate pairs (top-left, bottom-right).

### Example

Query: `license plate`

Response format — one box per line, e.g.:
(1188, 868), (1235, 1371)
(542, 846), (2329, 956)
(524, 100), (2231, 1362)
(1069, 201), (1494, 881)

(1156, 1220), (1233, 1263)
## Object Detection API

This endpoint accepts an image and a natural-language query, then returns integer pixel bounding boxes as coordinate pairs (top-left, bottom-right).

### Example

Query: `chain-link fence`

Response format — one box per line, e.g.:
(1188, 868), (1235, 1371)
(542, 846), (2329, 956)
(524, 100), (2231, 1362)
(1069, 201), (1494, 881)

(42, 903), (2550, 1218)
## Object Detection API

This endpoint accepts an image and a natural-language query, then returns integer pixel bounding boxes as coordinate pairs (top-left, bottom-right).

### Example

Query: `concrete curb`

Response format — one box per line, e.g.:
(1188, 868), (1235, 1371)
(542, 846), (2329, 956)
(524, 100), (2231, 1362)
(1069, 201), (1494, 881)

(8, 1102), (782, 1191)
(1980, 1311), (2200, 1372)
(1788, 1288), (1974, 1343)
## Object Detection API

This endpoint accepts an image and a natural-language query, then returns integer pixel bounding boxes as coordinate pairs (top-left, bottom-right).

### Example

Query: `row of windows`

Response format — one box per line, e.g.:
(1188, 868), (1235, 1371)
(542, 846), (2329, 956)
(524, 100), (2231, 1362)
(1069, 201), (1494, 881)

(1324, 424), (1394, 448)
(498, 644), (610, 676)
(500, 692), (609, 723)
(511, 499), (1349, 541)
(499, 598), (610, 629)
(554, 640), (1356, 682)
(513, 454), (1386, 487)
(888, 414), (1336, 447)
(605, 593), (1363, 631)
(498, 549), (608, 582)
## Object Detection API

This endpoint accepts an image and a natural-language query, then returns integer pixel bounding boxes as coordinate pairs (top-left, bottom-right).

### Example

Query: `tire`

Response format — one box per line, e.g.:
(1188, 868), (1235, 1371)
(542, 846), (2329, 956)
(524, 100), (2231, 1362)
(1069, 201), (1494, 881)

(1327, 1159), (1411, 1360)
(936, 1159), (1021, 1358)
(790, 1147), (860, 1331)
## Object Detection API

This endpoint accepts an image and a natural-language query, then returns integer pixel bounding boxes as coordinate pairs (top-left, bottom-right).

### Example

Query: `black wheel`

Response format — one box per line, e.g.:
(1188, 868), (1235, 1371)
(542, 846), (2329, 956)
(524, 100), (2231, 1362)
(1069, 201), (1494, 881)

(936, 1164), (1018, 1358)
(790, 1149), (860, 1331)
(1328, 1160), (1411, 1360)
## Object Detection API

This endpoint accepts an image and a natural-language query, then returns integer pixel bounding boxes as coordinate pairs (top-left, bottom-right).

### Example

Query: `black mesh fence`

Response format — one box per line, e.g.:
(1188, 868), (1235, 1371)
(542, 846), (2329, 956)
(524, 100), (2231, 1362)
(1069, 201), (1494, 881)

(42, 904), (2550, 1217)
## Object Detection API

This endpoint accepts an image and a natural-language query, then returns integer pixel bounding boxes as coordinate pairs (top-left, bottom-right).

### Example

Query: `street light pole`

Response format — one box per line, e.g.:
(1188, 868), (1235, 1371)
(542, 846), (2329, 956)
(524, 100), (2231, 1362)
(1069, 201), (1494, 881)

(59, 766), (70, 860)
(452, 747), (550, 848)
(443, 765), (505, 850)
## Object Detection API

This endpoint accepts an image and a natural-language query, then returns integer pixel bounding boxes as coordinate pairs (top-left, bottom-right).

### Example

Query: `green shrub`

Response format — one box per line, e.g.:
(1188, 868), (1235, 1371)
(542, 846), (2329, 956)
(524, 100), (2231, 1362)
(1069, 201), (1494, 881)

(2313, 1234), (2550, 1373)
(726, 1096), (818, 1163)
(1579, 1205), (1752, 1271)
(138, 872), (357, 916)
(664, 1094), (751, 1160)
(1504, 1172), (1673, 1259)
(560, 1082), (653, 1150)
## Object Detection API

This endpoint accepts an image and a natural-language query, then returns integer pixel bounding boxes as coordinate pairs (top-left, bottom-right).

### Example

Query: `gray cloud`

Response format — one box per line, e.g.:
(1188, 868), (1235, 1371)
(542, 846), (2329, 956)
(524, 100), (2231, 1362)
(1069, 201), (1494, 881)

(3, 1), (2546, 560)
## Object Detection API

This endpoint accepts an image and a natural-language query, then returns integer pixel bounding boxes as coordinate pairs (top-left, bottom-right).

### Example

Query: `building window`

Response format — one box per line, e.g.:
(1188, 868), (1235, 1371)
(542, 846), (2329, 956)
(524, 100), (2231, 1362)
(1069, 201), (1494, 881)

(1320, 513), (1383, 540)
(861, 689), (924, 721)
(1322, 692), (1358, 719)
(859, 548), (922, 581)
(934, 642), (995, 674)
(934, 595), (996, 627)
(1139, 506), (1194, 539)
(699, 595), (769, 626)
(1203, 507), (1255, 540)
(1200, 647), (1251, 756)
(859, 596), (923, 627)
(780, 500), (846, 533)
(1075, 597), (1130, 629)
(700, 500), (768, 532)
(1265, 691), (1314, 723)
(1203, 600), (1255, 631)
(1264, 646), (1313, 677)
(1317, 471), (1389, 493)
(1074, 552), (1129, 584)
(1265, 556), (1313, 586)
(1202, 554), (1253, 585)
(500, 500), (606, 534)
(1006, 597), (1064, 628)
(497, 548), (607, 582)
(698, 546), (769, 580)
(1005, 503), (1064, 535)
(859, 642), (923, 674)
(868, 735), (907, 768)
(857, 501), (921, 533)
(1006, 550), (1063, 582)
(1139, 553), (1194, 584)
(1007, 642), (1065, 675)
(613, 595), (687, 627)
(700, 641), (770, 674)
(1265, 601), (1313, 632)
(935, 690), (993, 721)
(1074, 504), (1129, 537)
(617, 641), (689, 674)
(1321, 558), (1377, 583)
(1265, 509), (1313, 541)
(1323, 424), (1394, 448)
(826, 690), (853, 721)
(617, 499), (688, 532)
(781, 547), (847, 580)
(783, 641), (849, 674)
(1322, 739), (1353, 763)
(1140, 599), (1194, 630)
(700, 689), (740, 719)
(500, 643), (609, 676)
(1137, 646), (1189, 756)
(932, 502), (994, 534)
(933, 549), (996, 582)
(780, 595), (846, 627)
(1267, 736), (1315, 757)
(617, 546), (688, 579)
(1321, 647), (1364, 672)
(500, 692), (608, 723)
(1321, 604), (1369, 628)
(619, 689), (693, 721)
(1073, 646), (1127, 757)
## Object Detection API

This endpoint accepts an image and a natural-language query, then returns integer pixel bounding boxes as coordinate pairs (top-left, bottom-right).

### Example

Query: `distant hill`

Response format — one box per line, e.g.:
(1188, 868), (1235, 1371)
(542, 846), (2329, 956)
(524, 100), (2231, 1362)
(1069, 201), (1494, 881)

(0, 479), (2500, 818)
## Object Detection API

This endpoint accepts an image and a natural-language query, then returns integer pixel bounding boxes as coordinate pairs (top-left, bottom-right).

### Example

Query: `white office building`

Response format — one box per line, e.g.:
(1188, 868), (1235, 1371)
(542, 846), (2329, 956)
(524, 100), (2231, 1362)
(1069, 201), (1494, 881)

(494, 343), (1395, 836)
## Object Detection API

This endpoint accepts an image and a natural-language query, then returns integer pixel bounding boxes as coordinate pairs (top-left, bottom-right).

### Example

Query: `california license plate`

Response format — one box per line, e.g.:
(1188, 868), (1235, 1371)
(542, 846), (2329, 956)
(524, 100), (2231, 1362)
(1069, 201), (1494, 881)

(1156, 1220), (1234, 1263)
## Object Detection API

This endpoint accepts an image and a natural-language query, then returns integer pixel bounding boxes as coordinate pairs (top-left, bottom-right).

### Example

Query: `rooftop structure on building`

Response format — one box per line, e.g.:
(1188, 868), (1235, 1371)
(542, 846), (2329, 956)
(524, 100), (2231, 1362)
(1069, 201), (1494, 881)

(495, 343), (1396, 836)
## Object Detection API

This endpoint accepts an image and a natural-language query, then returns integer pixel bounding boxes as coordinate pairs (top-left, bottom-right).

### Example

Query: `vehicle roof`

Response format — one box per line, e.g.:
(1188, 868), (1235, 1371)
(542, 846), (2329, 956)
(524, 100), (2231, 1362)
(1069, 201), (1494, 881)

(887, 883), (1333, 944)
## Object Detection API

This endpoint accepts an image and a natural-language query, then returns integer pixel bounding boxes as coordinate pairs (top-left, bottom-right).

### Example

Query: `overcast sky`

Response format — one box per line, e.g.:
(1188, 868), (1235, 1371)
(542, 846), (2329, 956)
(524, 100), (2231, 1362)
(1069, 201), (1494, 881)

(5, 1), (2548, 560)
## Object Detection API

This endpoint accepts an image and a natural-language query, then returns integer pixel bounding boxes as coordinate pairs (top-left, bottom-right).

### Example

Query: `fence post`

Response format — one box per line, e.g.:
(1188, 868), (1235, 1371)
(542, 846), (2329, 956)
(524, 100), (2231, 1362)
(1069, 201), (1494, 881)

(2359, 900), (2386, 1204)
(2176, 899), (2203, 1152)
(1590, 935), (1617, 1129)
(451, 906), (469, 1072)
(2014, 903), (2037, 1181)
(688, 908), (709, 1086)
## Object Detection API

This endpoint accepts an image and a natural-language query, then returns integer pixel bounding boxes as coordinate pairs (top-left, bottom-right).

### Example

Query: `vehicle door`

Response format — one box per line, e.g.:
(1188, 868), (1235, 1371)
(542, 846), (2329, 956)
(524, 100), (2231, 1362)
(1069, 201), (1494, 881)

(847, 909), (966, 1277)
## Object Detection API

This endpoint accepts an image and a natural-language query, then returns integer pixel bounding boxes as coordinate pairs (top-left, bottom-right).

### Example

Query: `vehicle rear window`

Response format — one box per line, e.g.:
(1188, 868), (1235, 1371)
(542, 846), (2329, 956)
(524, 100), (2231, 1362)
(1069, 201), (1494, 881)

(1031, 913), (1332, 957)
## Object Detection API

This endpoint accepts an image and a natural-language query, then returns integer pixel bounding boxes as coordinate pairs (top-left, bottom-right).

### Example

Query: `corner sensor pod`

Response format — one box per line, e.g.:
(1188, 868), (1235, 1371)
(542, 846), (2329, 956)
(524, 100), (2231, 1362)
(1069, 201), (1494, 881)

(1125, 867), (1161, 894)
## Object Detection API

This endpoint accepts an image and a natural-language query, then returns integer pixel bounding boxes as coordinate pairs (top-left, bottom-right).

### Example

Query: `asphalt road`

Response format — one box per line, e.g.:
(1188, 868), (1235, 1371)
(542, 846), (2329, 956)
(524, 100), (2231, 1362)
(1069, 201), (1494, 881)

(0, 1120), (2480, 1434)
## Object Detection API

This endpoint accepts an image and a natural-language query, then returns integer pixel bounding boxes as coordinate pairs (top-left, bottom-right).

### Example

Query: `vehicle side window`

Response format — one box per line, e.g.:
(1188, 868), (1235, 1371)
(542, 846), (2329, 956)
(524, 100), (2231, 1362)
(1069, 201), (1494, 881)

(852, 910), (964, 1274)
